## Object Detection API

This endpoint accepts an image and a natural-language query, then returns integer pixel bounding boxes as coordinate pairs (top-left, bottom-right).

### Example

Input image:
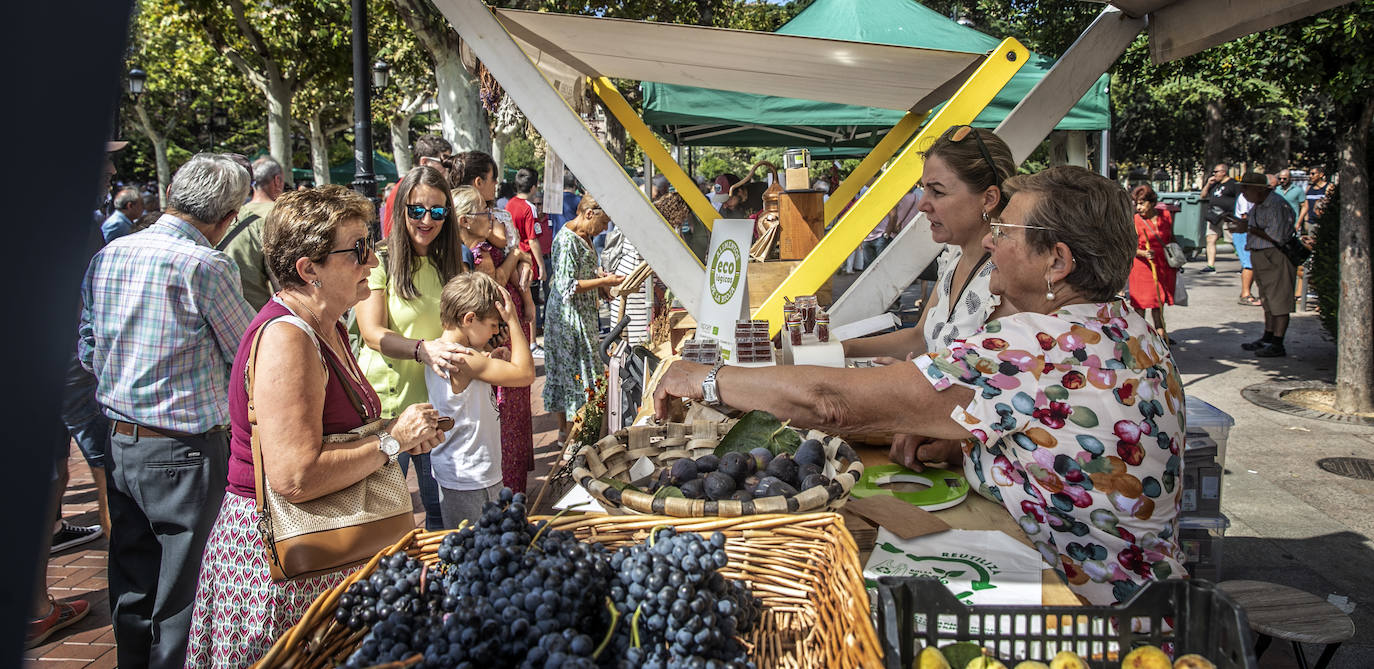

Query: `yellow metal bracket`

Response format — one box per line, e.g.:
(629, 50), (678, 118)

(592, 76), (720, 231)
(757, 38), (1030, 336)
(823, 111), (927, 224)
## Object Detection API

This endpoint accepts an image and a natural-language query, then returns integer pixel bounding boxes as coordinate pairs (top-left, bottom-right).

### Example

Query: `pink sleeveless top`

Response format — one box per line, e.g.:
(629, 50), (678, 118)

(226, 298), (382, 499)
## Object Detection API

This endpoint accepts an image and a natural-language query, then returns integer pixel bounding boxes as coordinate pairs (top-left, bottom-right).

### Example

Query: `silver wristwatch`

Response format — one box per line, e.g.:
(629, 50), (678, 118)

(377, 431), (401, 462)
(701, 361), (726, 406)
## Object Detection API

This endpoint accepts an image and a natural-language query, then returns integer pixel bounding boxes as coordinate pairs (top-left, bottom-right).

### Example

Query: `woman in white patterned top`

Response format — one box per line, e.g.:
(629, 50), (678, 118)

(843, 125), (1017, 359)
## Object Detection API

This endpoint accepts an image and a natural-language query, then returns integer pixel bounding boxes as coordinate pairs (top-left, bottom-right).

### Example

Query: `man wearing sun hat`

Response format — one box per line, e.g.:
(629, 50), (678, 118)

(1233, 171), (1298, 358)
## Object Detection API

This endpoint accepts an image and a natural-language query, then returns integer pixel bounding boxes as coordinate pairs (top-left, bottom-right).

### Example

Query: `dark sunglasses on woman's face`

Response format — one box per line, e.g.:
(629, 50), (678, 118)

(325, 236), (376, 264)
(406, 204), (448, 222)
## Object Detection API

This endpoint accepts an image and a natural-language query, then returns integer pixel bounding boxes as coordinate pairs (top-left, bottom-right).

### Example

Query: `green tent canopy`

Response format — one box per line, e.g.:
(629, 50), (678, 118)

(641, 0), (1108, 148)
(291, 152), (400, 186)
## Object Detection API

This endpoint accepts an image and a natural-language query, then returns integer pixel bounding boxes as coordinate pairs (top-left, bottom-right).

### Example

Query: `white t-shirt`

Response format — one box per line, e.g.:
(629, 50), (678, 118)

(425, 366), (501, 490)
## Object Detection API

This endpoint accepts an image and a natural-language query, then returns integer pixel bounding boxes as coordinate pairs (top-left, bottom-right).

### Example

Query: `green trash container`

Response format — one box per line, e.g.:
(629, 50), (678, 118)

(1158, 191), (1204, 254)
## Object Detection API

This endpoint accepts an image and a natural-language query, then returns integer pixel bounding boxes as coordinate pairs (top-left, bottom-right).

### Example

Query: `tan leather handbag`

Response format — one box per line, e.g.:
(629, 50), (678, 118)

(244, 317), (415, 582)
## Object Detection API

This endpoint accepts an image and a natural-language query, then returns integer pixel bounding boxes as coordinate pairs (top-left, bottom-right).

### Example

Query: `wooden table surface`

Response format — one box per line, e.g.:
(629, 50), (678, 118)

(1218, 580), (1355, 644)
(856, 445), (1082, 606)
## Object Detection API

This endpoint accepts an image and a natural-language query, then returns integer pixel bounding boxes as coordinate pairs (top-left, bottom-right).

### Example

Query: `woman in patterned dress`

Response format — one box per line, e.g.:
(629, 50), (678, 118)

(542, 195), (623, 441)
(185, 186), (447, 668)
(655, 167), (1187, 606)
(452, 185), (536, 492)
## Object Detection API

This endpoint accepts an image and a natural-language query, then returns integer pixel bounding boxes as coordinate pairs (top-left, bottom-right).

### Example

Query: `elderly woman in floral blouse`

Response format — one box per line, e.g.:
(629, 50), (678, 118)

(656, 167), (1187, 605)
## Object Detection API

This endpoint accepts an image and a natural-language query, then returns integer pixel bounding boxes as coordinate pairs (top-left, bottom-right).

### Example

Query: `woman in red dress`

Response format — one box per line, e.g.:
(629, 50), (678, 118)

(452, 185), (536, 492)
(1127, 184), (1176, 341)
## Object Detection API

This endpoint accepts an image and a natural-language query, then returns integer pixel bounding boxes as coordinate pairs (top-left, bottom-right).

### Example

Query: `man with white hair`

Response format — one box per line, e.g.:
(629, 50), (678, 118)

(79, 152), (256, 668)
(219, 155), (285, 310)
(101, 187), (144, 242)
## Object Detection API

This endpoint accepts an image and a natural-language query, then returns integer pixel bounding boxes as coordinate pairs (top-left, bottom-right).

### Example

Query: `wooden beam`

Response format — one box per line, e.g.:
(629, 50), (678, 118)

(431, 0), (706, 316)
(823, 111), (927, 224)
(591, 76), (719, 230)
(754, 38), (1029, 336)
(996, 6), (1144, 163)
(828, 213), (940, 325)
(1149, 0), (1353, 64)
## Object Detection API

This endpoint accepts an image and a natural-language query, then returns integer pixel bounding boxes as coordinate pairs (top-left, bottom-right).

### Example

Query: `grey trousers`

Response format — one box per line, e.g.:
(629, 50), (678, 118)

(105, 425), (228, 669)
(438, 483), (503, 529)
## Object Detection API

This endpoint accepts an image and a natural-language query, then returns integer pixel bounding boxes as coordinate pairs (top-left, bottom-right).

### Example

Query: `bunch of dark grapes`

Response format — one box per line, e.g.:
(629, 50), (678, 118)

(336, 488), (760, 668)
(606, 528), (760, 669)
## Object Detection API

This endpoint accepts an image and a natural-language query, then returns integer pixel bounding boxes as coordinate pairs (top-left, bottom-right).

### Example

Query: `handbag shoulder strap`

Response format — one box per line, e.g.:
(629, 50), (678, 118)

(216, 213), (260, 251)
(243, 319), (274, 521)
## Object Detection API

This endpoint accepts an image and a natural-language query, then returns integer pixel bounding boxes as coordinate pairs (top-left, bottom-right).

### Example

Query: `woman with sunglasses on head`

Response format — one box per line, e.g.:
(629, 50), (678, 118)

(185, 186), (446, 667)
(355, 166), (473, 531)
(544, 195), (624, 441)
(843, 125), (1016, 362)
(451, 185), (538, 493)
(656, 167), (1187, 606)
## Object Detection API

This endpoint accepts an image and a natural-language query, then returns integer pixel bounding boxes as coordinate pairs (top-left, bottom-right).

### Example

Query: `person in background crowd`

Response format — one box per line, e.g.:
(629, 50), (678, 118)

(1200, 163), (1239, 273)
(220, 156), (285, 311)
(383, 134), (454, 238)
(1127, 184), (1176, 342)
(1275, 168), (1305, 219)
(546, 171), (581, 239)
(1299, 165), (1331, 232)
(79, 153), (255, 668)
(496, 181), (516, 212)
(102, 187), (144, 242)
(1235, 172), (1298, 358)
(426, 272), (535, 526)
(356, 166), (472, 531)
(453, 185), (536, 493)
(543, 196), (623, 441)
(453, 151), (533, 333)
(185, 186), (445, 668)
(141, 191), (162, 219)
(28, 141), (123, 650)
(506, 167), (552, 346)
(1232, 184), (1260, 307)
(656, 166), (1187, 607)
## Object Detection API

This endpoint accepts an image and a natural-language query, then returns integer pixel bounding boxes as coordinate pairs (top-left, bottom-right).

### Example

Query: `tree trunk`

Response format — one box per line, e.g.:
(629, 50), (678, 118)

(433, 50), (490, 153)
(307, 113), (332, 186)
(133, 101), (172, 208)
(391, 113), (415, 175)
(1334, 98), (1374, 414)
(1268, 120), (1292, 172)
(266, 78), (294, 187)
(1203, 98), (1224, 170)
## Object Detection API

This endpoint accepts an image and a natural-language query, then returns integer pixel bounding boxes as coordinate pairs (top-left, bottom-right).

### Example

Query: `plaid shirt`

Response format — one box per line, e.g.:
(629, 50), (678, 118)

(79, 214), (255, 433)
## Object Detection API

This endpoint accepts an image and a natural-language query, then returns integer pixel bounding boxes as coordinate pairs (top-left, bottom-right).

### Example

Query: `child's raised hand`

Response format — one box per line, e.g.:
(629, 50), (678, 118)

(494, 292), (518, 323)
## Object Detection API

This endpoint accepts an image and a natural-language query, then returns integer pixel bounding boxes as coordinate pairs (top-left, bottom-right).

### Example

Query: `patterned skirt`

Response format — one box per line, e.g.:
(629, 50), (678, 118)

(498, 317), (534, 493)
(184, 493), (355, 669)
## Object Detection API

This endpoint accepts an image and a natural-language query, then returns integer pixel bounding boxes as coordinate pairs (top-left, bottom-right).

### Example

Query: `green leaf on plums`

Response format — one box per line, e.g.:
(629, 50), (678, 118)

(653, 485), (684, 500)
(714, 410), (802, 457)
(599, 477), (642, 493)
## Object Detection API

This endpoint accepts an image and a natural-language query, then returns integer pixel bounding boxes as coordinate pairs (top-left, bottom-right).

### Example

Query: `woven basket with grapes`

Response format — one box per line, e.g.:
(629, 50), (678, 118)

(572, 411), (864, 517)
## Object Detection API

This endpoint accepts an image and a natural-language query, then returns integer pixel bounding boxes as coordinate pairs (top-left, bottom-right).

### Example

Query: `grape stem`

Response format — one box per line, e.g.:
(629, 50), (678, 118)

(631, 603), (644, 648)
(525, 502), (587, 552)
(593, 596), (620, 660)
(647, 524), (670, 547)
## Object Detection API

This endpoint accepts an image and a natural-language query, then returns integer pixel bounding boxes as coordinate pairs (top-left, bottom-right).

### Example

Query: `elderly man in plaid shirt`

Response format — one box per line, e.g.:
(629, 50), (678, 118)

(79, 153), (255, 668)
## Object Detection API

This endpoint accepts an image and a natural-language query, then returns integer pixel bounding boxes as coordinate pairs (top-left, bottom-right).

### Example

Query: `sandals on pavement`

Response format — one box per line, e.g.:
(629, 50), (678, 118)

(1237, 296), (1262, 306)
(26, 597), (90, 649)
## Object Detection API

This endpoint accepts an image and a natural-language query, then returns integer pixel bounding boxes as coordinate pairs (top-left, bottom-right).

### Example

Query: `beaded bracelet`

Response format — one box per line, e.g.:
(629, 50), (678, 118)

(414, 339), (424, 362)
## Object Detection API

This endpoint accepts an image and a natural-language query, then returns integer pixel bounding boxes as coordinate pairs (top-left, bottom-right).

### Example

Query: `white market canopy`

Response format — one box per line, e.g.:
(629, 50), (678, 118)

(494, 8), (985, 113)
(1105, 0), (1353, 62)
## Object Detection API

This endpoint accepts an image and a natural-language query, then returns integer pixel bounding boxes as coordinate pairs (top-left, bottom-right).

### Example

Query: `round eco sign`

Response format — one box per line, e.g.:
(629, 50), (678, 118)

(708, 239), (742, 305)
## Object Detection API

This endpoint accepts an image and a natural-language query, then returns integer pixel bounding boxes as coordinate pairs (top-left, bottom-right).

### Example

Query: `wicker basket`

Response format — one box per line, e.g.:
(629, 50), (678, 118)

(255, 512), (882, 669)
(573, 420), (864, 517)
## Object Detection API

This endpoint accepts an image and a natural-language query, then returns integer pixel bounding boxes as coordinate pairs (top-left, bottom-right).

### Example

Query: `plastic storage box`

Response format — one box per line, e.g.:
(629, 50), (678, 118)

(876, 576), (1256, 669)
(1179, 513), (1230, 583)
(1185, 396), (1235, 467)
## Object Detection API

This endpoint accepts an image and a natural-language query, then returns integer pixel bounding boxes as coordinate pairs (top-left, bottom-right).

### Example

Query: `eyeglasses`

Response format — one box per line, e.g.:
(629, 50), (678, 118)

(990, 218), (1053, 242)
(406, 204), (448, 222)
(949, 125), (1003, 190)
(325, 236), (376, 264)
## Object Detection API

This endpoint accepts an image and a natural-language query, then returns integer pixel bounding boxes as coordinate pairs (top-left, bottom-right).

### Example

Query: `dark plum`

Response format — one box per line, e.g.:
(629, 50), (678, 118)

(717, 452), (750, 483)
(794, 439), (826, 468)
(669, 458), (699, 485)
(729, 489), (754, 503)
(703, 472), (737, 501)
(680, 478), (707, 499)
(747, 447), (772, 472)
(694, 454), (720, 473)
(800, 473), (829, 492)
(764, 453), (799, 487)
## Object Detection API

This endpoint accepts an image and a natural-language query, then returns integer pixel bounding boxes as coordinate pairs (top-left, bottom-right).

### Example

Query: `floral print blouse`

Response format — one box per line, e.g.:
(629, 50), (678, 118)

(916, 299), (1188, 605)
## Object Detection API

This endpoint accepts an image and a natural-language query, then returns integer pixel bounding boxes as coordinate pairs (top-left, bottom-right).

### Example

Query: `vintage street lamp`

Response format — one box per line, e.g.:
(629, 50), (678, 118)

(373, 60), (391, 92)
(128, 68), (147, 97)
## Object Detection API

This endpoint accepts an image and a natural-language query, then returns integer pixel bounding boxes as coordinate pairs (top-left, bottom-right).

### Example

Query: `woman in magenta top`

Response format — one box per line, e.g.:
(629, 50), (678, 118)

(184, 186), (446, 669)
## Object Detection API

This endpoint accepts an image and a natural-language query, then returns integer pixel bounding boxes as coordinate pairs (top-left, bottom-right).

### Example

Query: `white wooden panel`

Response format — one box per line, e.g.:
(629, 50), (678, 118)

(1149, 0), (1354, 63)
(495, 9), (981, 112)
(433, 0), (707, 316)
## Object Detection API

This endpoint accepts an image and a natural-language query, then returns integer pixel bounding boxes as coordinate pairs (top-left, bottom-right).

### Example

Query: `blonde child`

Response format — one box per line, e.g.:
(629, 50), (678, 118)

(425, 272), (536, 527)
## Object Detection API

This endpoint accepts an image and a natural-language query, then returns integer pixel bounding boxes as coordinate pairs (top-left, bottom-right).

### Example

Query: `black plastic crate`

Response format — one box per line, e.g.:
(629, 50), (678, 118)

(876, 577), (1257, 669)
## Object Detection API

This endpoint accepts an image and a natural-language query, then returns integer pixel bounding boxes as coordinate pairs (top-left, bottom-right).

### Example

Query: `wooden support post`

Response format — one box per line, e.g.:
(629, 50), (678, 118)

(755, 38), (1029, 336)
(823, 111), (927, 224)
(832, 9), (1143, 327)
(592, 76), (720, 230)
(431, 0), (706, 316)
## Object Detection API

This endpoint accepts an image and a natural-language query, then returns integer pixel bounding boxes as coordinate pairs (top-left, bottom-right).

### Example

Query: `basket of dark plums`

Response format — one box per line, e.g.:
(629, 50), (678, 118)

(571, 411), (864, 517)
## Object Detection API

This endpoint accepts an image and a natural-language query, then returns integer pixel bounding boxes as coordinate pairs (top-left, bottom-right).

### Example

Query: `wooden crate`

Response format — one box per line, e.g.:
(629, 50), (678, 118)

(748, 260), (833, 313)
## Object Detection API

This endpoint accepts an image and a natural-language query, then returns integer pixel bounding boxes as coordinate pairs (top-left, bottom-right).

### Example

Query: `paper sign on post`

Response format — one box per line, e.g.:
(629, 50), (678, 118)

(697, 218), (753, 360)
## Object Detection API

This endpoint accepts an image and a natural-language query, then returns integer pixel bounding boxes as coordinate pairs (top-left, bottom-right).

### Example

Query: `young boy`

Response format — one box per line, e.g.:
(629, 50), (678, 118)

(425, 272), (536, 527)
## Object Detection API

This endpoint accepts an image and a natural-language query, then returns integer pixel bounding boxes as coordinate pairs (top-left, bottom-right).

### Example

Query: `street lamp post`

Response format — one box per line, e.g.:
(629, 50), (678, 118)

(350, 0), (380, 237)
